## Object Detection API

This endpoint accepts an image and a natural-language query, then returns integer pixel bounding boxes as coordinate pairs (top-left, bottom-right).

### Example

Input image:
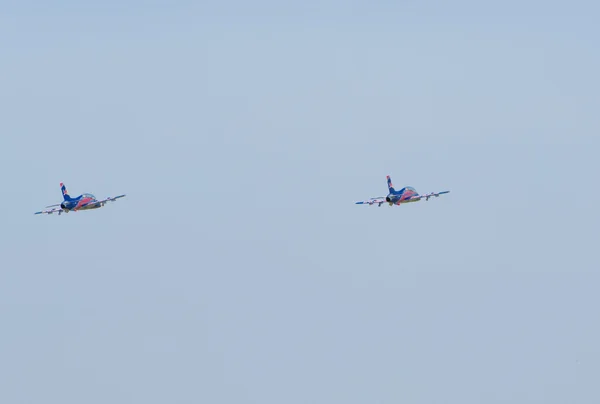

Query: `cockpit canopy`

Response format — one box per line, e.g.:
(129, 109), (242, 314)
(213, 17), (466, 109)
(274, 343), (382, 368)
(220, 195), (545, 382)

(81, 193), (96, 200)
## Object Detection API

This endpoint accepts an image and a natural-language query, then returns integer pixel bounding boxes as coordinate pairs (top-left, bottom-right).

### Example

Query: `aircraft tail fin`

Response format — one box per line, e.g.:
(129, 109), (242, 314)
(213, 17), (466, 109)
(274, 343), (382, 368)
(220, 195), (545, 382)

(60, 183), (72, 201)
(386, 175), (397, 194)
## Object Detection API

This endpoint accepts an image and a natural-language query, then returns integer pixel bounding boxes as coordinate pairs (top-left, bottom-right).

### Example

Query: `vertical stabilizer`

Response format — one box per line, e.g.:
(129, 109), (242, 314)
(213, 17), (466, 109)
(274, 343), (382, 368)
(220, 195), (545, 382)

(386, 175), (397, 194)
(60, 183), (72, 201)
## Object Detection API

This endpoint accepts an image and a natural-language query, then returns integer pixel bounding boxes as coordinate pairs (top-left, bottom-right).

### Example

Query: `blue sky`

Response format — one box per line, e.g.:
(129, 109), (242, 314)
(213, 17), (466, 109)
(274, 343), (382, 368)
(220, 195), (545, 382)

(1, 1), (599, 403)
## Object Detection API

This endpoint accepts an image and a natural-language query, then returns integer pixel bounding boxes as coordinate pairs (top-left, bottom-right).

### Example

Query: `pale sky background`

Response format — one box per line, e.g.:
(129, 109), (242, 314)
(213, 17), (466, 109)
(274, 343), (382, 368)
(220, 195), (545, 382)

(1, 1), (599, 403)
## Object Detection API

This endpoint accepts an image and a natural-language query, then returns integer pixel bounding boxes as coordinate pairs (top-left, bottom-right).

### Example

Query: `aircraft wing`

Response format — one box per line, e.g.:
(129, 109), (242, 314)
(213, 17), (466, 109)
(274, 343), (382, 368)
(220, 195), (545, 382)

(84, 194), (127, 208)
(408, 190), (450, 201)
(355, 197), (386, 206)
(34, 207), (63, 215)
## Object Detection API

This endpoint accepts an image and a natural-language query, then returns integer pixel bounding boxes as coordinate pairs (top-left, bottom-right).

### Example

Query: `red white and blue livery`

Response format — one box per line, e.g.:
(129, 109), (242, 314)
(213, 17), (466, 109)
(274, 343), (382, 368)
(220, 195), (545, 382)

(35, 183), (126, 215)
(356, 175), (449, 207)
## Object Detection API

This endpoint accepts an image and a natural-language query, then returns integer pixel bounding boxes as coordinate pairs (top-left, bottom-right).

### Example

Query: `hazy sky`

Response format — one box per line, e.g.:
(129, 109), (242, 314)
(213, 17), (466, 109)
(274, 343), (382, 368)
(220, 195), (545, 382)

(1, 1), (599, 403)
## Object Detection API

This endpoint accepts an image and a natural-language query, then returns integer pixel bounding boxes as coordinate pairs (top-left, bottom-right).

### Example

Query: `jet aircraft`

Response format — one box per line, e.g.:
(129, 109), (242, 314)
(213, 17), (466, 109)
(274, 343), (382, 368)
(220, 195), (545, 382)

(35, 183), (126, 215)
(356, 175), (449, 207)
